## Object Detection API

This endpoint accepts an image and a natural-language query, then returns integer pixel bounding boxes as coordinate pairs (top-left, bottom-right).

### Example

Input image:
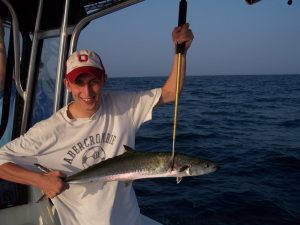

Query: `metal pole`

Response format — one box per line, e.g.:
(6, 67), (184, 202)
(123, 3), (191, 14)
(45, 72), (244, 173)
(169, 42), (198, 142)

(171, 0), (187, 166)
(53, 0), (71, 113)
(20, 0), (44, 134)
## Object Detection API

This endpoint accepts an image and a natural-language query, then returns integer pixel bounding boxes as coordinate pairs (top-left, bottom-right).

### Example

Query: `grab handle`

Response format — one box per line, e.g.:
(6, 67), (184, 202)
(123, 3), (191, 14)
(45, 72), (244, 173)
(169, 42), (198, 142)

(176, 0), (187, 54)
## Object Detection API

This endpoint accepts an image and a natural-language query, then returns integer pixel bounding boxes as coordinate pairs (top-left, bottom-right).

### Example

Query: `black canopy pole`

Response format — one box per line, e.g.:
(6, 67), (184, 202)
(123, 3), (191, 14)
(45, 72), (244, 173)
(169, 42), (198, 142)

(172, 0), (187, 166)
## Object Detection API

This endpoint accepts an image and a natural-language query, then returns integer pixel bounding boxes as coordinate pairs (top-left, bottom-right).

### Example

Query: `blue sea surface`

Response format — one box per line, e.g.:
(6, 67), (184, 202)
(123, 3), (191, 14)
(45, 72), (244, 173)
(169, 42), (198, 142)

(108, 75), (300, 225)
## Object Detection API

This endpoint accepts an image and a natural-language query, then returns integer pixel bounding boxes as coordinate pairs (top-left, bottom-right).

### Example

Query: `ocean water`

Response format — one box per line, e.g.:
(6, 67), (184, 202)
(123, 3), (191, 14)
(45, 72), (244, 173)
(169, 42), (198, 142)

(108, 75), (300, 225)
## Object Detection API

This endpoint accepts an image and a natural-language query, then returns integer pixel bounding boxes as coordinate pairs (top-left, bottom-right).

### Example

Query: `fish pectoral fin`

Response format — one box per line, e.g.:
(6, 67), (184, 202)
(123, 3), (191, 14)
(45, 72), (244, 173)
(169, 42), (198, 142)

(179, 165), (189, 173)
(123, 145), (135, 153)
(176, 177), (183, 184)
(178, 165), (192, 175)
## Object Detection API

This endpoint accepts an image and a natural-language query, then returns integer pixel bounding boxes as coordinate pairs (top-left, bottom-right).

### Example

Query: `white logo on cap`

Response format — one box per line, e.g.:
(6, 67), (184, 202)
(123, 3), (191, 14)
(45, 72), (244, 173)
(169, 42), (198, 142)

(78, 54), (89, 62)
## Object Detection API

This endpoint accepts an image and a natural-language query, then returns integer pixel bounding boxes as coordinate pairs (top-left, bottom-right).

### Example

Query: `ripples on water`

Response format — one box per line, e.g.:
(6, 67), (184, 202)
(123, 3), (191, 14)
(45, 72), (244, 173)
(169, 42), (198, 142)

(107, 75), (300, 225)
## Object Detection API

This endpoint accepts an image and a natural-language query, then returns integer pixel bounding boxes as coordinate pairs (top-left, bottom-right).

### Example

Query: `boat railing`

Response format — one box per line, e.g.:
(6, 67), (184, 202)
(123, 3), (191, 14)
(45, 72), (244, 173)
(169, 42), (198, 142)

(20, 0), (44, 134)
(64, 0), (144, 106)
(53, 0), (71, 113)
(1, 0), (21, 99)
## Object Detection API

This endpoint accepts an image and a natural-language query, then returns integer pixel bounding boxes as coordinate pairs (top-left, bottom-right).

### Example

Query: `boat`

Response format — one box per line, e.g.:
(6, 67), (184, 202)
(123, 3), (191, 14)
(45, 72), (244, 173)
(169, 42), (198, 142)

(1, 0), (291, 224)
(0, 0), (163, 224)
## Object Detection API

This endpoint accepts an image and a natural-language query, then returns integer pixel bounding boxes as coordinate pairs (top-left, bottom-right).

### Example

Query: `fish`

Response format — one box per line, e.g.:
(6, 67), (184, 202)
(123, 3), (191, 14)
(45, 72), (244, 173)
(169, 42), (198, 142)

(63, 145), (218, 184)
(36, 145), (218, 184)
(35, 145), (217, 202)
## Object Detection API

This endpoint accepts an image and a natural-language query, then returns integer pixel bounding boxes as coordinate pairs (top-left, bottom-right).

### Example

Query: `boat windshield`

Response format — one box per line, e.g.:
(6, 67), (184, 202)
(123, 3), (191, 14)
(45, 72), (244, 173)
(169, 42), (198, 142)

(30, 37), (59, 125)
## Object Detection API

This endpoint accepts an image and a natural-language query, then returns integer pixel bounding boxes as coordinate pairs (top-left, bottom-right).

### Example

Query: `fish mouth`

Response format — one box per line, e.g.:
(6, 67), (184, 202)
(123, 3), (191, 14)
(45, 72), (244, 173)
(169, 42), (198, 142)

(206, 164), (219, 174)
(213, 164), (219, 171)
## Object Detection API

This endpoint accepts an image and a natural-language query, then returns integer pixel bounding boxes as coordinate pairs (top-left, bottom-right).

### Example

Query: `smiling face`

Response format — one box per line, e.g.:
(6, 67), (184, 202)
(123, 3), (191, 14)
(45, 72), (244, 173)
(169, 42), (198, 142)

(64, 73), (107, 118)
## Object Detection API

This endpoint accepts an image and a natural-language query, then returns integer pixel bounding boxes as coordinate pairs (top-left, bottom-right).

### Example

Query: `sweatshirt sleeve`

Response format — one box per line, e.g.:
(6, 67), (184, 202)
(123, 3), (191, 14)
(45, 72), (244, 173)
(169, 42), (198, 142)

(129, 88), (162, 129)
(0, 116), (59, 167)
(105, 88), (162, 131)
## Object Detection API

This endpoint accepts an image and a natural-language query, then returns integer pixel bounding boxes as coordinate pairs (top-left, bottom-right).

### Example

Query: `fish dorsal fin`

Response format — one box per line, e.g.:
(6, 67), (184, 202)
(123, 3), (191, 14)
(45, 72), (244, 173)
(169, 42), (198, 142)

(123, 145), (135, 153)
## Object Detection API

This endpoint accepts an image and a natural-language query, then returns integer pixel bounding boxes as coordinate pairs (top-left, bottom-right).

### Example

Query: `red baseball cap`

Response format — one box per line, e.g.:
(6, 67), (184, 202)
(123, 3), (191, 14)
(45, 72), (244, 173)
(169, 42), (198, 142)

(66, 50), (106, 83)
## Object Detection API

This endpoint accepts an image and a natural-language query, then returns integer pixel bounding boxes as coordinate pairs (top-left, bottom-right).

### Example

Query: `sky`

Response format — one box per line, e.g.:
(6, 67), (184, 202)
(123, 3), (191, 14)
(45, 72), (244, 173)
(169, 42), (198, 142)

(78, 0), (300, 77)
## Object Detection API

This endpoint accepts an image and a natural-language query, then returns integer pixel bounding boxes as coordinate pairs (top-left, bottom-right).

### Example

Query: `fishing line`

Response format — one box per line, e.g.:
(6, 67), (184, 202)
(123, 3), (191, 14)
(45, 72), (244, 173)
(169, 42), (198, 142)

(171, 0), (187, 167)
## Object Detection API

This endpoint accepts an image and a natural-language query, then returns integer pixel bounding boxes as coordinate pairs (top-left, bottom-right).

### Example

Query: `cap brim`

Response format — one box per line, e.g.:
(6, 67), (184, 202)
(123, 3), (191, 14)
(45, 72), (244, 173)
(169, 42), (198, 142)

(66, 66), (104, 83)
